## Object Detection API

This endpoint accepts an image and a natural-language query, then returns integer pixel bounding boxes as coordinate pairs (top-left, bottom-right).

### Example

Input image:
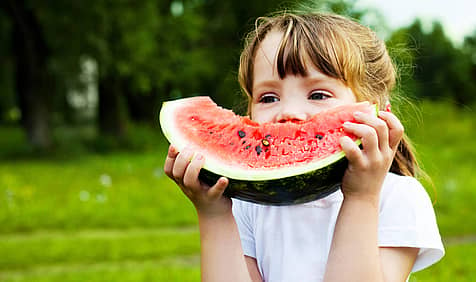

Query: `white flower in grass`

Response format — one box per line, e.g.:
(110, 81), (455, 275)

(79, 190), (90, 202)
(99, 174), (112, 187)
(96, 193), (108, 203)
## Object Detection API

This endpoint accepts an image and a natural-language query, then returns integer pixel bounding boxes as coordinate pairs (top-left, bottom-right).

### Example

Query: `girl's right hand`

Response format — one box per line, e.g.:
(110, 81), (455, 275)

(163, 144), (231, 217)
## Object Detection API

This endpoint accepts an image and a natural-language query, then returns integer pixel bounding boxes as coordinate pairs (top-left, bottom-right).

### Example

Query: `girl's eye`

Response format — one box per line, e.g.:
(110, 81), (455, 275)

(259, 94), (279, 103)
(309, 90), (331, 100)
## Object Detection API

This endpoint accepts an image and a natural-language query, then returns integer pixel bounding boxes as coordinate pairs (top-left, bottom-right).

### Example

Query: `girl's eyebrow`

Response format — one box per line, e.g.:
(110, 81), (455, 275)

(253, 79), (280, 91)
(303, 74), (328, 86)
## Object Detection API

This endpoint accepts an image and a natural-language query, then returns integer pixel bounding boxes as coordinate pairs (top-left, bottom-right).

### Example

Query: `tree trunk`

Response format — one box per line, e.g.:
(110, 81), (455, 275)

(126, 88), (161, 124)
(4, 0), (52, 149)
(98, 75), (128, 139)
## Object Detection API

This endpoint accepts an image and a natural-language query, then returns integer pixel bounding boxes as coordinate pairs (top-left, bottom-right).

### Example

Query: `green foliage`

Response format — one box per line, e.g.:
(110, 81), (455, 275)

(1, 0), (475, 150)
(0, 12), (15, 120)
(387, 20), (476, 106)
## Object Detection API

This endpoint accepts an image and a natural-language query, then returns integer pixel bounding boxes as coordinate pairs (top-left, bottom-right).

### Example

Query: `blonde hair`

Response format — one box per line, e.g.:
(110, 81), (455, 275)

(238, 12), (419, 177)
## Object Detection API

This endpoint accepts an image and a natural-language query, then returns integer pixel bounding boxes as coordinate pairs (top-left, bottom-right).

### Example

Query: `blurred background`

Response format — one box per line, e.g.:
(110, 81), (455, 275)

(0, 0), (475, 281)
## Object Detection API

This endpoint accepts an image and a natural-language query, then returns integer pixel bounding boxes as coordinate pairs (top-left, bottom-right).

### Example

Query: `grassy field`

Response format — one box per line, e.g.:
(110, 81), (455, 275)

(0, 100), (475, 281)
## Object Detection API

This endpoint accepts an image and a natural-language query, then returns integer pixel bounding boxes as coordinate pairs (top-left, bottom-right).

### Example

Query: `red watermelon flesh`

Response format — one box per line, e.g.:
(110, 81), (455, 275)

(161, 96), (374, 171)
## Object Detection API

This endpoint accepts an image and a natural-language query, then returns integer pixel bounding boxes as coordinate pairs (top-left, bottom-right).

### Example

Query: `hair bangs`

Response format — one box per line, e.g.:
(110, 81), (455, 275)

(275, 17), (343, 81)
(275, 19), (307, 78)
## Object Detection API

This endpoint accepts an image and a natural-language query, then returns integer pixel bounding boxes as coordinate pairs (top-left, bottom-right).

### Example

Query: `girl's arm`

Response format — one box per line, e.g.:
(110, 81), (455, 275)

(164, 145), (253, 282)
(325, 194), (418, 282)
(324, 111), (417, 282)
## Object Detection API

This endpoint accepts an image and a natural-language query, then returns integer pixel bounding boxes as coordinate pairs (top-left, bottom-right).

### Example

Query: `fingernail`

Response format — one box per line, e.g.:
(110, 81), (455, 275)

(219, 177), (228, 185)
(181, 149), (192, 159)
(354, 111), (362, 117)
(195, 154), (204, 160)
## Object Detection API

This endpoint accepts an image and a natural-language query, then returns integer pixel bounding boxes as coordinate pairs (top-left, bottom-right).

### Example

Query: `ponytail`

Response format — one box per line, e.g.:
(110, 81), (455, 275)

(390, 134), (420, 177)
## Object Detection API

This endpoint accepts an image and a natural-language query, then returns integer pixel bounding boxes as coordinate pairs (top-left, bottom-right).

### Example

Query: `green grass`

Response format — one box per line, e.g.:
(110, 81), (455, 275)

(0, 100), (475, 281)
(1, 263), (200, 282)
(410, 243), (476, 282)
(0, 151), (197, 232)
(0, 228), (199, 270)
(0, 123), (198, 233)
(402, 101), (476, 236)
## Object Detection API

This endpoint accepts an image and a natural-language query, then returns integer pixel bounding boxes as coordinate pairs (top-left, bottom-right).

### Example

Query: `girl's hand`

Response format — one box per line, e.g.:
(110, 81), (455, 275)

(164, 145), (231, 217)
(339, 110), (404, 202)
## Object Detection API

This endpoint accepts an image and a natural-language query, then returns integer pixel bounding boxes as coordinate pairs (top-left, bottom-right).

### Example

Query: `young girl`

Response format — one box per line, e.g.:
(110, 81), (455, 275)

(164, 12), (444, 282)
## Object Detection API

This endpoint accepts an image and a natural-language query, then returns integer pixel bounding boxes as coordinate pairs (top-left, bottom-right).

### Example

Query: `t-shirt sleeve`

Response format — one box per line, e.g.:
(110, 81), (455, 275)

(378, 175), (445, 272)
(232, 199), (257, 258)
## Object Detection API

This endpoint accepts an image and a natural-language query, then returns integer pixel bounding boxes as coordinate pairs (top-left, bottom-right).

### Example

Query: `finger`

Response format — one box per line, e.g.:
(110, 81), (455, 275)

(172, 149), (194, 185)
(378, 111), (404, 150)
(207, 177), (229, 200)
(340, 135), (363, 164)
(353, 111), (389, 151)
(343, 122), (379, 156)
(183, 153), (205, 189)
(164, 144), (179, 177)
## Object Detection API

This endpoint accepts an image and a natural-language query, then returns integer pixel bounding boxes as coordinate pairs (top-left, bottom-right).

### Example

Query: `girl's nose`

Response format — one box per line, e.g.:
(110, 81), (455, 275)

(276, 107), (308, 123)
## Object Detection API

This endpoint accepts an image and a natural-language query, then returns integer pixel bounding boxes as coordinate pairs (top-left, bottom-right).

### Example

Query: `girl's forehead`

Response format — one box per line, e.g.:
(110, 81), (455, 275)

(254, 32), (283, 72)
(253, 30), (318, 81)
(253, 33), (346, 90)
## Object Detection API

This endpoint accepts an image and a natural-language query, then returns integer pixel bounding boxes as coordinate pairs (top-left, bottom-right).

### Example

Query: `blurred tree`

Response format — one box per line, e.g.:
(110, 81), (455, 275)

(90, 1), (160, 139)
(0, 0), (403, 152)
(0, 9), (15, 123)
(2, 0), (163, 141)
(39, 0), (162, 139)
(389, 20), (476, 106)
(1, 0), (54, 149)
(461, 30), (476, 105)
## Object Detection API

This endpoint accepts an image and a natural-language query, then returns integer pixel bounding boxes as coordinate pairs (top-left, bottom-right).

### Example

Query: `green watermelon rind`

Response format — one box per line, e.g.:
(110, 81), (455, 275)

(198, 157), (348, 205)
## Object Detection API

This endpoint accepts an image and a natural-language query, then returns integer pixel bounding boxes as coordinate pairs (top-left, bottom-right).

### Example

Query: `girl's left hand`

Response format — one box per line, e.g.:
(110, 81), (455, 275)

(339, 110), (404, 202)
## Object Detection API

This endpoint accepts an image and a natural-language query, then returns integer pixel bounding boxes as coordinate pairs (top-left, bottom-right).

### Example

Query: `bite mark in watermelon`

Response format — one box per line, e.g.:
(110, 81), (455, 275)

(160, 96), (377, 205)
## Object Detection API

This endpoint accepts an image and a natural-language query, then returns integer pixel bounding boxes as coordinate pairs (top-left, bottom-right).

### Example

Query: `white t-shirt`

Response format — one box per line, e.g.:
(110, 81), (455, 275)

(232, 172), (444, 282)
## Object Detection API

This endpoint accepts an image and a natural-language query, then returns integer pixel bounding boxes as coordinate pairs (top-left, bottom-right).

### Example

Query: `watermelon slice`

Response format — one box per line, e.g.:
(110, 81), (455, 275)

(160, 96), (377, 205)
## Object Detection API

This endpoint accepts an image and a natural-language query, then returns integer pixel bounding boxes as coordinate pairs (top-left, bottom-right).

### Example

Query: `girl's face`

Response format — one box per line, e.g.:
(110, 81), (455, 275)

(250, 31), (357, 123)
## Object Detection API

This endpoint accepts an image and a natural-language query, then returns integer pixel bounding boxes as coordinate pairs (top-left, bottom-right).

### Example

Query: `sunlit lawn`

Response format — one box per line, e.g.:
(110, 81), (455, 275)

(0, 100), (475, 281)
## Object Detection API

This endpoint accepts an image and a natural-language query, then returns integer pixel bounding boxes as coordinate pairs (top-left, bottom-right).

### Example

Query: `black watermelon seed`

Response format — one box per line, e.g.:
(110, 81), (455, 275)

(255, 145), (262, 155)
(238, 130), (246, 138)
(209, 131), (213, 134)
(242, 140), (246, 145)
(315, 134), (323, 140)
(261, 139), (270, 146)
(245, 145), (251, 150)
(265, 134), (272, 139)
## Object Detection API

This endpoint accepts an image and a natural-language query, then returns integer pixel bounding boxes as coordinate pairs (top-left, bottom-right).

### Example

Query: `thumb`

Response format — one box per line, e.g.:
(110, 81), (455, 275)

(207, 177), (229, 200)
